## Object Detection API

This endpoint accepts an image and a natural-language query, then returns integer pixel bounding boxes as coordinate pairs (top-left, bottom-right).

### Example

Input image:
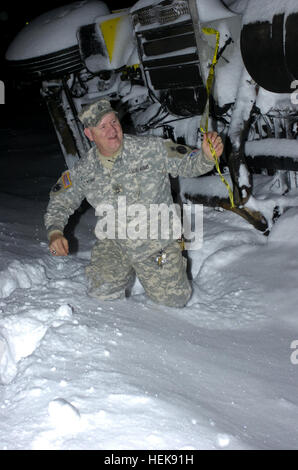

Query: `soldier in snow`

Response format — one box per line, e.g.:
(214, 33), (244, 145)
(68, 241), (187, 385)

(44, 98), (223, 307)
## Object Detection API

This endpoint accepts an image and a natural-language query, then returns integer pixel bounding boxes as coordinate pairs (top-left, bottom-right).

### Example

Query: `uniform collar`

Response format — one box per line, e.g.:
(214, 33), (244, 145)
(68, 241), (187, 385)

(95, 145), (123, 170)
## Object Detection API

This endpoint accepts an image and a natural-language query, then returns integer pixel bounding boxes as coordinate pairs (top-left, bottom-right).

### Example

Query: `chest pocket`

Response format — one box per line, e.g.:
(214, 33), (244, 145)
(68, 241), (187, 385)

(128, 163), (151, 175)
(136, 163), (166, 202)
(130, 163), (152, 194)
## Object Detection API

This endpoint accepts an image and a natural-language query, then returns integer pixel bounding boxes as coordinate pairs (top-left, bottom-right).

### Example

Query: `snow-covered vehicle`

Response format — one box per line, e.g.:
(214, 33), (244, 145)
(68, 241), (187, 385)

(6, 0), (298, 231)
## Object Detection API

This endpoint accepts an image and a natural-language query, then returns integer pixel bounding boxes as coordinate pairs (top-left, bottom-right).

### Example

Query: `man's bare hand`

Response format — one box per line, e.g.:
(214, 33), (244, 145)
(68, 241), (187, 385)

(49, 232), (69, 256)
(202, 131), (224, 161)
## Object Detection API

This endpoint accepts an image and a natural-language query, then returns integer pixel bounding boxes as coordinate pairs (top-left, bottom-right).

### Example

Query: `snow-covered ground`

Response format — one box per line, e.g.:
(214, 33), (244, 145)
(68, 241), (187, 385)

(1, 112), (298, 450)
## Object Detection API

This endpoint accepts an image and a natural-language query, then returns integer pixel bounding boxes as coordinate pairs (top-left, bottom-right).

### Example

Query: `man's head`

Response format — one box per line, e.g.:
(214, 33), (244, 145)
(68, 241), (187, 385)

(79, 98), (123, 156)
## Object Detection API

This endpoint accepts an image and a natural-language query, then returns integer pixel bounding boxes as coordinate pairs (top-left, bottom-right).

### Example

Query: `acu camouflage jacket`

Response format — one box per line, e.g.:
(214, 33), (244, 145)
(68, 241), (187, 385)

(44, 134), (214, 260)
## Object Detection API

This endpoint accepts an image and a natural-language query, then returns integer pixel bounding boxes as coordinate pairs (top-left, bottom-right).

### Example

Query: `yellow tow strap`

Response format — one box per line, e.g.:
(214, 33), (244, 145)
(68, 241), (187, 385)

(200, 27), (235, 209)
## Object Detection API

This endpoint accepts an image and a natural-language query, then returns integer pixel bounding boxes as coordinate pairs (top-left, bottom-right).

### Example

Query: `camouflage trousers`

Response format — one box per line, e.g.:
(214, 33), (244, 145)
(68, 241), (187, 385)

(85, 239), (192, 308)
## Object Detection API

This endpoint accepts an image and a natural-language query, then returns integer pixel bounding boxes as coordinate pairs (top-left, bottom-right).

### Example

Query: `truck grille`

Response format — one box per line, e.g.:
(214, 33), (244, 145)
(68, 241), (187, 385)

(133, 0), (189, 27)
(6, 45), (83, 81)
(135, 13), (207, 116)
(136, 20), (203, 90)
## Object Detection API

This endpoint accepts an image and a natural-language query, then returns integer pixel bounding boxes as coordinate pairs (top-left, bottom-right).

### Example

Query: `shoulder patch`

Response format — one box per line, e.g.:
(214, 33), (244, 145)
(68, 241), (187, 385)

(51, 171), (73, 195)
(176, 145), (188, 155)
(62, 171), (72, 189)
(164, 140), (194, 159)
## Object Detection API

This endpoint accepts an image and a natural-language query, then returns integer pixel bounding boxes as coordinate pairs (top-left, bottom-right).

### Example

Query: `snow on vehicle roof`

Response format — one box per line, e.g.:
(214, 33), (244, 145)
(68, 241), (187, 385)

(6, 1), (110, 61)
(243, 0), (298, 24)
(195, 0), (236, 22)
(222, 0), (249, 15)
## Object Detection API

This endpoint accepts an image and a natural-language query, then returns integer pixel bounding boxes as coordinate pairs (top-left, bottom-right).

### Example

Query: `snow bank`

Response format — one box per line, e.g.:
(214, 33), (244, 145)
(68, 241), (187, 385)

(0, 304), (73, 384)
(1, 183), (298, 449)
(269, 207), (298, 244)
(180, 174), (232, 199)
(0, 260), (47, 299)
(246, 139), (298, 159)
(48, 398), (81, 433)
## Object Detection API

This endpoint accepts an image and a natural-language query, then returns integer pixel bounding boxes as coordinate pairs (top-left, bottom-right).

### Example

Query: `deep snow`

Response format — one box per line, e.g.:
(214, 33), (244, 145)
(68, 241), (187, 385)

(1, 112), (298, 450)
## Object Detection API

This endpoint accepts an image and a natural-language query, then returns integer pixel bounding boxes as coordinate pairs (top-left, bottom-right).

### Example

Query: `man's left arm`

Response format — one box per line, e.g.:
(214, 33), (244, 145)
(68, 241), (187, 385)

(163, 131), (224, 178)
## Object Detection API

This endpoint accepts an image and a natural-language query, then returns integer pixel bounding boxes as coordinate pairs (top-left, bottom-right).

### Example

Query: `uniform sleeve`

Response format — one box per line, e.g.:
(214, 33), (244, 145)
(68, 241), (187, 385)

(161, 139), (215, 178)
(44, 166), (85, 239)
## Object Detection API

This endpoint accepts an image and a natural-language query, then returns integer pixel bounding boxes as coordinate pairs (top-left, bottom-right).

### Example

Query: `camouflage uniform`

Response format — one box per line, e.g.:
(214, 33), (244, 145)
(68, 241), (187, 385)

(45, 131), (214, 307)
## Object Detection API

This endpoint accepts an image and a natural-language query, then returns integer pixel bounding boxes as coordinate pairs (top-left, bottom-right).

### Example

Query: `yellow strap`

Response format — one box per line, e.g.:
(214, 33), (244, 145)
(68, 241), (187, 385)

(178, 236), (186, 251)
(200, 28), (220, 132)
(200, 27), (235, 209)
(204, 134), (235, 208)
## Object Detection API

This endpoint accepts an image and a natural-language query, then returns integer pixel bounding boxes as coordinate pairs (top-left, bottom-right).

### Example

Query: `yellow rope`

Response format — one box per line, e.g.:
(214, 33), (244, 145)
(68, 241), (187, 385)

(200, 27), (235, 209)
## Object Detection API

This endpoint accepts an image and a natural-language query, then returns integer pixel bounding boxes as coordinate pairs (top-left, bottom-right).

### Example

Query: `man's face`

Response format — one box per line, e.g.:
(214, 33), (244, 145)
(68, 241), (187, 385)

(84, 112), (123, 156)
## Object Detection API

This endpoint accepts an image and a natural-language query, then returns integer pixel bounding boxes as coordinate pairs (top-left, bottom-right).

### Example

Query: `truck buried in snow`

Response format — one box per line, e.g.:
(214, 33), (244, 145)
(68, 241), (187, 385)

(6, 0), (298, 232)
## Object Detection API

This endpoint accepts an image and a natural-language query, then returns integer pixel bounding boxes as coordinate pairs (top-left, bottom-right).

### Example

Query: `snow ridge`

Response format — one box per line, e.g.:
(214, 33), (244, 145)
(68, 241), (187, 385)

(1, 192), (298, 449)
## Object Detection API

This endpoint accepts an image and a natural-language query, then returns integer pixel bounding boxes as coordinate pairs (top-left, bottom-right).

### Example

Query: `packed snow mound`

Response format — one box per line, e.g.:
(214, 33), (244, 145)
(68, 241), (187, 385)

(0, 304), (73, 384)
(48, 398), (81, 433)
(269, 207), (298, 245)
(0, 333), (16, 385)
(0, 259), (47, 299)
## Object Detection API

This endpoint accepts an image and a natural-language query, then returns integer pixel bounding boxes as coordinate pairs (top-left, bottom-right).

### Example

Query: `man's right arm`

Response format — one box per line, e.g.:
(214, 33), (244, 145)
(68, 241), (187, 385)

(44, 169), (85, 256)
